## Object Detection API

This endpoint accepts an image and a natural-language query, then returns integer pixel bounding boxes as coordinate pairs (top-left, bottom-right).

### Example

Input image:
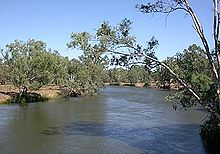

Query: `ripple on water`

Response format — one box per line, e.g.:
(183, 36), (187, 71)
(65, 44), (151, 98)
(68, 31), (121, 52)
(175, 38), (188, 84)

(52, 121), (205, 154)
(0, 87), (207, 154)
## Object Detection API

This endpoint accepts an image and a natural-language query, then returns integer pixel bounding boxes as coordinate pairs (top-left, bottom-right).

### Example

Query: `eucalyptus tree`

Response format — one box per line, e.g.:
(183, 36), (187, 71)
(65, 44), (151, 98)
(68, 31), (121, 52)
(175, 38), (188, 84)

(154, 63), (172, 87)
(73, 18), (218, 114)
(67, 32), (109, 95)
(175, 44), (212, 92)
(134, 1), (220, 151)
(135, 1), (220, 150)
(67, 58), (104, 96)
(108, 68), (129, 84)
(156, 44), (211, 87)
(0, 58), (6, 84)
(74, 15), (219, 150)
(128, 65), (149, 85)
(135, 0), (220, 115)
(1, 39), (68, 104)
(80, 1), (220, 116)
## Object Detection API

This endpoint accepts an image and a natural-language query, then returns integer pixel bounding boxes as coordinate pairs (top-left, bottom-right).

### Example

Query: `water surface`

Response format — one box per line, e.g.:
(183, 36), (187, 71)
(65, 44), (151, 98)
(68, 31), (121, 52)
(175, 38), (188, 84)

(0, 86), (207, 153)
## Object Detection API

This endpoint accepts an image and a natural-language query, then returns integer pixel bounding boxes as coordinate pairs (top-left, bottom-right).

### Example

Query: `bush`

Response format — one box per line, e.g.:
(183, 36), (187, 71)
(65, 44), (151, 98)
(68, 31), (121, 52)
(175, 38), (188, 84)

(200, 114), (220, 153)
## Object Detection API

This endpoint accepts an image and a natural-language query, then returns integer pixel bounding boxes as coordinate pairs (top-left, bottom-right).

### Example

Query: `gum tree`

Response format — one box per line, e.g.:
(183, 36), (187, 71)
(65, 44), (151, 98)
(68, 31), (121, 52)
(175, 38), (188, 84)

(135, 1), (220, 150)
(75, 16), (219, 150)
(136, 0), (220, 116)
(128, 65), (149, 85)
(67, 32), (109, 95)
(1, 39), (68, 104)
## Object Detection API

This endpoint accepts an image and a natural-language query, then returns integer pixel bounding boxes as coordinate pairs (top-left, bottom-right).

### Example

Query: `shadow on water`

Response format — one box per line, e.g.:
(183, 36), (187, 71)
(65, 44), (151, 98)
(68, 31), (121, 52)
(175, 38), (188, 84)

(41, 126), (61, 136)
(41, 121), (206, 154)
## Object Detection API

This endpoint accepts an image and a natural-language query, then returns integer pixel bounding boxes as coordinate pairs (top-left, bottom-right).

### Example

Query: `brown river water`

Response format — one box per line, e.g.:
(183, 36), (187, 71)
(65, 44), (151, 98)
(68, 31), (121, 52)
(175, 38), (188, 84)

(0, 86), (207, 154)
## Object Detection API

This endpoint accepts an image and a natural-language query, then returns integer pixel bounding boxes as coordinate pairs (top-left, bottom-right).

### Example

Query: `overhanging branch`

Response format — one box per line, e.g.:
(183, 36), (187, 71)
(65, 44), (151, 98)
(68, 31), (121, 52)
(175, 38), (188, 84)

(182, 0), (219, 80)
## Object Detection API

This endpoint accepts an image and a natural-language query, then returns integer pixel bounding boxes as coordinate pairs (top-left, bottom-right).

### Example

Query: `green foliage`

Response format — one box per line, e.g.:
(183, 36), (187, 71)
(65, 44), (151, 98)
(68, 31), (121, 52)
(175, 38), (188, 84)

(108, 68), (129, 84)
(67, 32), (91, 51)
(66, 19), (158, 90)
(200, 114), (220, 153)
(1, 39), (68, 91)
(128, 65), (149, 85)
(67, 30), (109, 95)
(174, 45), (210, 82)
(162, 44), (213, 108)
(191, 73), (212, 92)
(154, 63), (172, 86)
(176, 45), (212, 96)
(166, 90), (197, 109)
(0, 58), (6, 84)
(66, 58), (107, 95)
(106, 65), (150, 86)
(0, 39), (69, 103)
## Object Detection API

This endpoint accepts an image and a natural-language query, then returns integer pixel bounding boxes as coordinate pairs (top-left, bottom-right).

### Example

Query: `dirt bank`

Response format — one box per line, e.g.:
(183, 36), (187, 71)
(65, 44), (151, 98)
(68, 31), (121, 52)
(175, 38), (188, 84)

(0, 85), (61, 103)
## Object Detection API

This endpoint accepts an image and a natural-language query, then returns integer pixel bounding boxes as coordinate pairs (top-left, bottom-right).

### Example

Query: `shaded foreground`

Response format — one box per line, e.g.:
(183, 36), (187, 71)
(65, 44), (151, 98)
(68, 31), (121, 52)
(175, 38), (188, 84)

(0, 86), (207, 153)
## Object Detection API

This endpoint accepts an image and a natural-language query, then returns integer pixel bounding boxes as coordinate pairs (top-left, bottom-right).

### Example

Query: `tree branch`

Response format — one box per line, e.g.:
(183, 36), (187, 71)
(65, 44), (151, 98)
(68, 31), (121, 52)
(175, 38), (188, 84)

(213, 0), (220, 68)
(181, 0), (219, 81)
(107, 44), (220, 119)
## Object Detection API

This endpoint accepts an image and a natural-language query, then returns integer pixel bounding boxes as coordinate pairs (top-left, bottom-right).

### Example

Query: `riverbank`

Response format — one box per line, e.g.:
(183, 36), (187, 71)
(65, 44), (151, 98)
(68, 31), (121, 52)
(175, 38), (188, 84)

(0, 82), (182, 104)
(0, 85), (61, 104)
(105, 82), (182, 90)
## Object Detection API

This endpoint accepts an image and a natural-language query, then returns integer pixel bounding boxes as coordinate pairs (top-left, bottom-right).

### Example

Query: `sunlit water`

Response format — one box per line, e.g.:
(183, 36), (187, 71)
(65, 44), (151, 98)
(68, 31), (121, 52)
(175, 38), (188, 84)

(0, 86), (207, 154)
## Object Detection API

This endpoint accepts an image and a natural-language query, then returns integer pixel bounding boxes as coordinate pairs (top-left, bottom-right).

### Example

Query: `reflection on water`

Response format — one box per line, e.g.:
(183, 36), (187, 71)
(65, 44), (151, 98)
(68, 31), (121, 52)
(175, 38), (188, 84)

(0, 86), (207, 154)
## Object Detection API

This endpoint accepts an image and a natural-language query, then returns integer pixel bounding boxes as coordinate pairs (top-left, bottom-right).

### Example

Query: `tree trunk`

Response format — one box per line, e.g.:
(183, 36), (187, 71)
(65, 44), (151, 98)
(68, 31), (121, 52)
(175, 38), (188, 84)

(18, 86), (28, 105)
(216, 82), (220, 112)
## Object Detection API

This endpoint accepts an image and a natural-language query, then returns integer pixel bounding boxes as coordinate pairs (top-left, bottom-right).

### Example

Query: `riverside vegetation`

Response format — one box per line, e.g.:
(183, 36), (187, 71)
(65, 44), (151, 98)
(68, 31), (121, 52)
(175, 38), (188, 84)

(0, 40), (204, 104)
(0, 0), (220, 152)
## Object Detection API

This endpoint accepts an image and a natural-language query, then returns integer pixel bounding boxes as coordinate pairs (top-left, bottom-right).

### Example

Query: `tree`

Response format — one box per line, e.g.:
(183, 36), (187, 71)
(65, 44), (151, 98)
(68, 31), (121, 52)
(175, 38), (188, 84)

(108, 67), (129, 85)
(135, 1), (220, 151)
(47, 51), (69, 86)
(0, 58), (6, 84)
(136, 0), (220, 115)
(154, 63), (172, 88)
(1, 39), (68, 104)
(67, 32), (109, 95)
(156, 44), (212, 90)
(128, 65), (149, 85)
(74, 18), (217, 114)
(175, 44), (212, 92)
(73, 15), (219, 151)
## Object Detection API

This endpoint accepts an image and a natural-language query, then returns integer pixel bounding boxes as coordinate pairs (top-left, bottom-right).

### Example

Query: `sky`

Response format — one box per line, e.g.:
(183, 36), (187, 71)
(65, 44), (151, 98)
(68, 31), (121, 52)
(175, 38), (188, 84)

(0, 0), (214, 60)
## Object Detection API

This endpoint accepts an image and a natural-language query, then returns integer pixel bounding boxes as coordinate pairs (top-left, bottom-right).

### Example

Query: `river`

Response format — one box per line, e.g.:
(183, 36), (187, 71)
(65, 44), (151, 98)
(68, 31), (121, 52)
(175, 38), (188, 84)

(0, 86), (207, 154)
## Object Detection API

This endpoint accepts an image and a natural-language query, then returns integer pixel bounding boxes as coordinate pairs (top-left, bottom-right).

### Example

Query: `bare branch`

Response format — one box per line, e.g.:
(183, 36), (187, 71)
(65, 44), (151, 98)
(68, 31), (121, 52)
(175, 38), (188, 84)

(213, 0), (220, 111)
(181, 0), (219, 81)
(136, 1), (188, 14)
(137, 0), (218, 80)
(213, 0), (220, 68)
(136, 46), (220, 118)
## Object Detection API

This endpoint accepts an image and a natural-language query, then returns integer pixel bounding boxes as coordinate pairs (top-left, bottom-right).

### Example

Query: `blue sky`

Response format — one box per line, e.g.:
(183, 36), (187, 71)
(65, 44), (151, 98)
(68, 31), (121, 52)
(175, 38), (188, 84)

(0, 0), (214, 60)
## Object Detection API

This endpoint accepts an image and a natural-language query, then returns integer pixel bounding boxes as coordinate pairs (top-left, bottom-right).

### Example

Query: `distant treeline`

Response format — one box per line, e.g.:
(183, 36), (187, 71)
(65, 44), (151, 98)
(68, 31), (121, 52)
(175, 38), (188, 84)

(0, 39), (210, 98)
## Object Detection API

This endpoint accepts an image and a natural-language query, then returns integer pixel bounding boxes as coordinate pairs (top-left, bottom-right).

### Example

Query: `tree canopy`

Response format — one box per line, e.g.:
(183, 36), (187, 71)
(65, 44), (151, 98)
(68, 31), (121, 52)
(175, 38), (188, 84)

(1, 39), (68, 91)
